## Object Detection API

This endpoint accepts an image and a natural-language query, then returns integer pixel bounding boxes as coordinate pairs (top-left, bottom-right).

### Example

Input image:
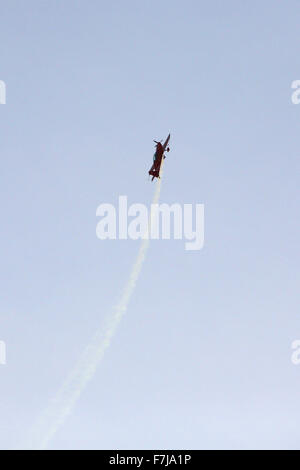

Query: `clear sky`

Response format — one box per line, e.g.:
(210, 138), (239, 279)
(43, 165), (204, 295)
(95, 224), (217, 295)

(0, 0), (300, 450)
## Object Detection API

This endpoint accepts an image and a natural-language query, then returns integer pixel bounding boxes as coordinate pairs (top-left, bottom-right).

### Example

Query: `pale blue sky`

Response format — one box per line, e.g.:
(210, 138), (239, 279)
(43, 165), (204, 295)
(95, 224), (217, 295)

(0, 0), (300, 449)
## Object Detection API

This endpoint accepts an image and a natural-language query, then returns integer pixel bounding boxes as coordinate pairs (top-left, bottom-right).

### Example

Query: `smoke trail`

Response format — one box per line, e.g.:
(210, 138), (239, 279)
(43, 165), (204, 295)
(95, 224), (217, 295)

(24, 167), (164, 450)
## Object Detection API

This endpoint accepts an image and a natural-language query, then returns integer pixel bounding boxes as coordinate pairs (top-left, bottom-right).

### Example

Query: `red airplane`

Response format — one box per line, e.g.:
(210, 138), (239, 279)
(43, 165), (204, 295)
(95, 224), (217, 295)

(148, 133), (170, 181)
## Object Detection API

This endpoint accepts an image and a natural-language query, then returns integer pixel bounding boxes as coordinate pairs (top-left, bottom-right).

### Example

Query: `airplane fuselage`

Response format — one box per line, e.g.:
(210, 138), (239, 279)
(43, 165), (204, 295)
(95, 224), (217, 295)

(148, 134), (170, 181)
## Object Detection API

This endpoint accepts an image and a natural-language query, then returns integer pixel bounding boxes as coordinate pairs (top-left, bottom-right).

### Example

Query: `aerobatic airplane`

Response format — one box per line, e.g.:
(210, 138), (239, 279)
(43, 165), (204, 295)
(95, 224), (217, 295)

(148, 133), (170, 181)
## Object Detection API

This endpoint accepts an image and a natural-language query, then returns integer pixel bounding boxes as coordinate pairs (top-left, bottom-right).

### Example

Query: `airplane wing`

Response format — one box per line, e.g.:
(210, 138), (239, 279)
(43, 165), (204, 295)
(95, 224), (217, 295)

(162, 134), (170, 152)
(157, 134), (170, 178)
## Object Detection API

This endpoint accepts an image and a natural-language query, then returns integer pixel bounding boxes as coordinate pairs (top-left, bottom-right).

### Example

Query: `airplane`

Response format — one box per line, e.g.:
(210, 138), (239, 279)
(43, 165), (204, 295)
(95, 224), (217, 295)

(148, 133), (170, 181)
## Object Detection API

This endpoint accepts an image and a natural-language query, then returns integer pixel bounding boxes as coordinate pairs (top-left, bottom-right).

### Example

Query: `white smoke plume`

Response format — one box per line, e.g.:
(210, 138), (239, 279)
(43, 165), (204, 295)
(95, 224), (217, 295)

(24, 166), (164, 449)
